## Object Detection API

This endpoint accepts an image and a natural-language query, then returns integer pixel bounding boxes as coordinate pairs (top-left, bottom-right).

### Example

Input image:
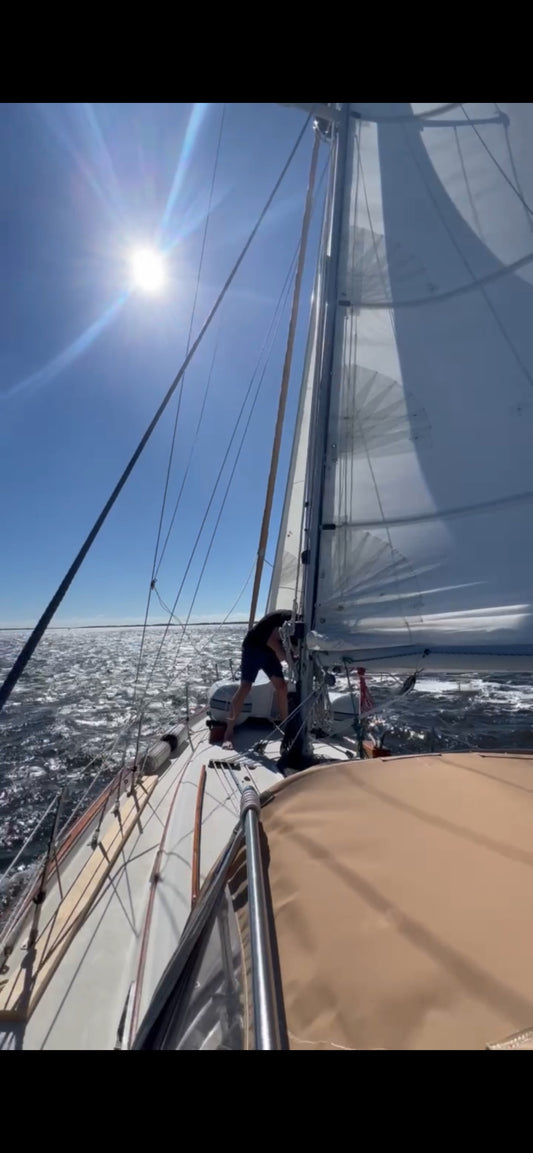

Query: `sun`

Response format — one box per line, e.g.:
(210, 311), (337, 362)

(130, 247), (167, 293)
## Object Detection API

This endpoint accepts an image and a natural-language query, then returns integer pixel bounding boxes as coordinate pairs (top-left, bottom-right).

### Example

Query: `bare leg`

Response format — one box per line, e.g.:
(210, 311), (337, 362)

(270, 675), (288, 733)
(224, 681), (252, 746)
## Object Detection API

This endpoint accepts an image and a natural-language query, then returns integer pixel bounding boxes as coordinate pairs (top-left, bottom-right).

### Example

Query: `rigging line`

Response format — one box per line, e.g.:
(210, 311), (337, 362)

(132, 244), (301, 756)
(142, 242), (299, 693)
(22, 561), (252, 860)
(53, 249), (295, 785)
(206, 562), (255, 632)
(4, 691), (154, 880)
(266, 151), (330, 614)
(152, 585), (212, 663)
(144, 247), (299, 710)
(248, 127), (321, 629)
(150, 559), (255, 697)
(7, 687), (144, 858)
(0, 796), (58, 888)
(460, 103), (533, 217)
(165, 153), (326, 649)
(5, 617), (214, 886)
(52, 691), (160, 840)
(497, 104), (533, 236)
(271, 690), (321, 753)
(454, 125), (482, 238)
(130, 323), (220, 699)
(169, 559), (256, 683)
(168, 306), (297, 678)
(156, 105), (227, 568)
(62, 609), (214, 785)
(238, 687), (320, 755)
(293, 157), (333, 612)
(154, 329), (220, 580)
(0, 109), (314, 715)
(132, 105), (227, 706)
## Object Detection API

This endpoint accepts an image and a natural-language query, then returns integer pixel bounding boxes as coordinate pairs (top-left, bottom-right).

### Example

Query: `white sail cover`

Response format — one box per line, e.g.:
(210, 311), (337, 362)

(295, 104), (533, 670)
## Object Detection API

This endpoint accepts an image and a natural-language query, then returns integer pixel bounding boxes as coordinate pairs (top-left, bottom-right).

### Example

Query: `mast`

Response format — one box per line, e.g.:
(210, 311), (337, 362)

(293, 103), (352, 759)
(301, 103), (351, 632)
(248, 130), (321, 629)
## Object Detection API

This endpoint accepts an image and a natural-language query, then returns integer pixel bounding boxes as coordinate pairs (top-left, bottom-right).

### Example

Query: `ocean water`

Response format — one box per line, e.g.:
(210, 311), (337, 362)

(0, 625), (238, 880)
(1, 625), (533, 886)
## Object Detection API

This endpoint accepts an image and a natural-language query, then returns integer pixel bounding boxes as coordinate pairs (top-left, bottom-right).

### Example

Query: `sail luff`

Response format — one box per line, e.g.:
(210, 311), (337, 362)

(248, 131), (320, 628)
(267, 134), (335, 614)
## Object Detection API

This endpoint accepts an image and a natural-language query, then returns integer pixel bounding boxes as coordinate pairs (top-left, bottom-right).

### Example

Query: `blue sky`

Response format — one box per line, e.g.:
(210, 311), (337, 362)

(0, 103), (325, 627)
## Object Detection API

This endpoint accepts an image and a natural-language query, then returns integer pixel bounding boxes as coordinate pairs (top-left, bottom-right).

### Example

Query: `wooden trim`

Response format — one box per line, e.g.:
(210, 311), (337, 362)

(191, 766), (207, 909)
(129, 765), (188, 1042)
(0, 776), (158, 1023)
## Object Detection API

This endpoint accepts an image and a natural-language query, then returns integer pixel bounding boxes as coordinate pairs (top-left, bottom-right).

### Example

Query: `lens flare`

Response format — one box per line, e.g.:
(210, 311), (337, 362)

(130, 248), (166, 293)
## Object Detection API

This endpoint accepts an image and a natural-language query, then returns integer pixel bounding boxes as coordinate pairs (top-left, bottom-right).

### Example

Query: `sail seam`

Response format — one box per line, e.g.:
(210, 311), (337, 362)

(344, 250), (533, 310)
(398, 120), (533, 395)
(337, 487), (533, 529)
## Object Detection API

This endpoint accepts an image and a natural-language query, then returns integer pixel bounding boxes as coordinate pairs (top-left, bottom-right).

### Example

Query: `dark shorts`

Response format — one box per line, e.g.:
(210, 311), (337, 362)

(241, 644), (283, 684)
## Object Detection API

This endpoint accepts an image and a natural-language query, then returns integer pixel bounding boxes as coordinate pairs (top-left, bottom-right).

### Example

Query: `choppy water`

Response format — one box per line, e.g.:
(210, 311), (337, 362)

(1, 625), (533, 887)
(0, 626), (240, 880)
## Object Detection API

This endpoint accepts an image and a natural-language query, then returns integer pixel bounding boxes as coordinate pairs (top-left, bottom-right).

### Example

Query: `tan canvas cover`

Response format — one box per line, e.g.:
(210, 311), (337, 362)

(254, 754), (533, 1050)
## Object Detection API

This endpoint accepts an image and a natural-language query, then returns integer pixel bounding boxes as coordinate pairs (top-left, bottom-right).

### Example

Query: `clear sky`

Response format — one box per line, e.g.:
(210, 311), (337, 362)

(0, 103), (325, 627)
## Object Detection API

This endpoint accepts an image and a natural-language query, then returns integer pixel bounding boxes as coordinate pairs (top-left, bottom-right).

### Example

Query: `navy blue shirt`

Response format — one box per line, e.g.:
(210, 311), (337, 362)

(243, 611), (291, 649)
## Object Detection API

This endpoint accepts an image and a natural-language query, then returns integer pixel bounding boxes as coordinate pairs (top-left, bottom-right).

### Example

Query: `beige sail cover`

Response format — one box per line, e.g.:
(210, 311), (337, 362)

(257, 753), (533, 1050)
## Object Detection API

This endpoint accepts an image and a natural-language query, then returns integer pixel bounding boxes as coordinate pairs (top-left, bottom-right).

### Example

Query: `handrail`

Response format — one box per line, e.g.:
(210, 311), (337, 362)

(133, 777), (287, 1050)
(240, 787), (284, 1050)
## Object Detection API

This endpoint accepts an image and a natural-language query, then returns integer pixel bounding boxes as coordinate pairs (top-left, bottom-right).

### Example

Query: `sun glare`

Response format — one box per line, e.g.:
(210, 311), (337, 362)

(130, 247), (167, 293)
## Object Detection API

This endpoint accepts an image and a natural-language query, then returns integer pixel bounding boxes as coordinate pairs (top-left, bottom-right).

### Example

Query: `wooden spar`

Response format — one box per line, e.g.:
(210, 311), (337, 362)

(247, 129), (321, 629)
(191, 765), (207, 908)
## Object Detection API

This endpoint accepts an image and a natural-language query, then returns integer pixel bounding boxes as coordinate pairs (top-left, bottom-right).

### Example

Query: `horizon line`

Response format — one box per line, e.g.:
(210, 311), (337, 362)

(0, 619), (248, 631)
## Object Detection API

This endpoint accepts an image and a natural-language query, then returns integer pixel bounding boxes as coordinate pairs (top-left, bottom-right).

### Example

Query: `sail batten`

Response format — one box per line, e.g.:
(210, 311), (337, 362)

(278, 103), (533, 671)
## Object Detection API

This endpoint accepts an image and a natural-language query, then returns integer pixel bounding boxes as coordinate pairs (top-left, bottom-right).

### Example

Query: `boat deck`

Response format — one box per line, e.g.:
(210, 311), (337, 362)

(0, 714), (342, 1050)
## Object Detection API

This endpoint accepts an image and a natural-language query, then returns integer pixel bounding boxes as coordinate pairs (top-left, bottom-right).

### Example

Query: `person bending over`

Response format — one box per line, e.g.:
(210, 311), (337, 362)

(223, 610), (292, 747)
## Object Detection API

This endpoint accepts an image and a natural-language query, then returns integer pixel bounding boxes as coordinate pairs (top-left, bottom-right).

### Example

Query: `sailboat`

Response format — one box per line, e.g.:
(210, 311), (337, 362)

(2, 101), (533, 1050)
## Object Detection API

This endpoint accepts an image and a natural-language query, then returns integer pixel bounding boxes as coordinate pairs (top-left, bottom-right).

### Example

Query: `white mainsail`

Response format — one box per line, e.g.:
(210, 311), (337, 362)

(276, 103), (533, 670)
